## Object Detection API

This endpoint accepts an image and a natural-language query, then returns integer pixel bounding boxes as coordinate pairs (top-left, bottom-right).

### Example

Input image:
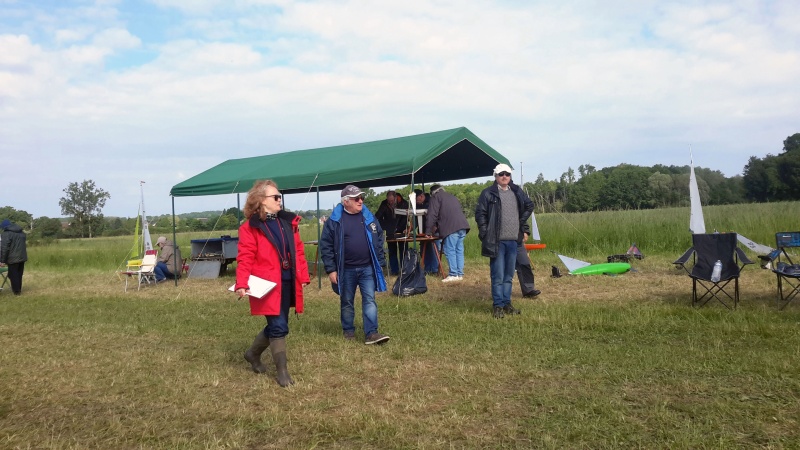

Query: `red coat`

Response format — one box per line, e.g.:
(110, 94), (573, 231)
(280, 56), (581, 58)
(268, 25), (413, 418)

(235, 213), (310, 316)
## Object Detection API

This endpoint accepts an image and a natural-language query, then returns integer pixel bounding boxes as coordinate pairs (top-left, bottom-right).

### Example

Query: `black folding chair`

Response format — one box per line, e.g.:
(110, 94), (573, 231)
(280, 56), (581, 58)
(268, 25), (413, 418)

(772, 232), (800, 310)
(673, 233), (753, 309)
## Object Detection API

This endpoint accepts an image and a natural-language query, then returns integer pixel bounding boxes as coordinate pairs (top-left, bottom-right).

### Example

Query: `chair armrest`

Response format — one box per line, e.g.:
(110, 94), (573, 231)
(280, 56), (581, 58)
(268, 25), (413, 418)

(673, 247), (695, 266)
(735, 247), (754, 266)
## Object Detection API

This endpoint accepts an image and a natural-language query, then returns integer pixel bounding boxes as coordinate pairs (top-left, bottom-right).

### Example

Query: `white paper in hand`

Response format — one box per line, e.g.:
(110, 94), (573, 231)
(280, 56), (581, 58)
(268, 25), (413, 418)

(228, 275), (276, 299)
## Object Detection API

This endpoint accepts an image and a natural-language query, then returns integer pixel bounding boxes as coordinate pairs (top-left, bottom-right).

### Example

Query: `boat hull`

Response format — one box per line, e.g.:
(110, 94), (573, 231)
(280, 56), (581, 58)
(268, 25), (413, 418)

(571, 262), (631, 275)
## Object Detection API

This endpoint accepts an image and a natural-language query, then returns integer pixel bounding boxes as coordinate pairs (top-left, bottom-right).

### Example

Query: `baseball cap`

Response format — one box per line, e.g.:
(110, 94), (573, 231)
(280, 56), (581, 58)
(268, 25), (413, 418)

(0, 219), (10, 229)
(430, 184), (443, 195)
(493, 163), (513, 176)
(340, 185), (364, 198)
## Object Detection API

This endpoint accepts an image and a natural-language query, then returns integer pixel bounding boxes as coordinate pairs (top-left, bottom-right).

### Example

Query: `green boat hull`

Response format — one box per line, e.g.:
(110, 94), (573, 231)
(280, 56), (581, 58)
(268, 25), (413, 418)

(571, 262), (631, 275)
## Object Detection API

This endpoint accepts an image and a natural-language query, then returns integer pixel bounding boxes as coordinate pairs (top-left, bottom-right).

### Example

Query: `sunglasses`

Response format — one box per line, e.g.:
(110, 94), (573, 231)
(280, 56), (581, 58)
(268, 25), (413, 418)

(496, 171), (511, 177)
(266, 194), (282, 201)
(348, 195), (365, 202)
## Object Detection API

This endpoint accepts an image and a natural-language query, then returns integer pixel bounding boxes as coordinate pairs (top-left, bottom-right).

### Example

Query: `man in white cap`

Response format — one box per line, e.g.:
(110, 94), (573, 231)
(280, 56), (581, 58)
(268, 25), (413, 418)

(475, 164), (535, 318)
(319, 185), (391, 345)
(154, 236), (182, 282)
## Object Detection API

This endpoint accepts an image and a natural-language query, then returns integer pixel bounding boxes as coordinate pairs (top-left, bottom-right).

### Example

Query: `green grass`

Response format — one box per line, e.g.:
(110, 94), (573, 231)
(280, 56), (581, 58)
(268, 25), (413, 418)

(2, 203), (800, 448)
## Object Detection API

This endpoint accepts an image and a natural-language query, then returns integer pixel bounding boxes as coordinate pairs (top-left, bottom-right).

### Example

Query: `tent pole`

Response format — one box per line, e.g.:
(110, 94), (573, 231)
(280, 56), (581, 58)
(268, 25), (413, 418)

(317, 186), (321, 289)
(171, 196), (178, 287)
(411, 173), (417, 248)
(236, 194), (241, 223)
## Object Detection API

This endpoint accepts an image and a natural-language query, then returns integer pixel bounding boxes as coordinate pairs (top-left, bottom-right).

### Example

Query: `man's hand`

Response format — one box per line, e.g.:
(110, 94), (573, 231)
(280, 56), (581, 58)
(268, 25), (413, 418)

(523, 232), (529, 242)
(328, 272), (338, 285)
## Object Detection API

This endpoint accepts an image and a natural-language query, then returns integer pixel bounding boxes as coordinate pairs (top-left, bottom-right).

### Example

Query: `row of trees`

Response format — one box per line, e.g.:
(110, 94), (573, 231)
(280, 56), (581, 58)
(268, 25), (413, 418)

(4, 133), (797, 242)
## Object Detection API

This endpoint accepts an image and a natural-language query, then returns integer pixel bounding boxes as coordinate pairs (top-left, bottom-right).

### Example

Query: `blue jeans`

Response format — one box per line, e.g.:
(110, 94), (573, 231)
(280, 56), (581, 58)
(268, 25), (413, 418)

(154, 261), (175, 281)
(442, 229), (466, 277)
(262, 279), (292, 339)
(489, 240), (517, 308)
(339, 266), (379, 336)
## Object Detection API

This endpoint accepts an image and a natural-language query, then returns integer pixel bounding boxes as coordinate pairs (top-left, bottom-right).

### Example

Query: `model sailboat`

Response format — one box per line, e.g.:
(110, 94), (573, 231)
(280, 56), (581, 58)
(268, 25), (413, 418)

(126, 181), (154, 267)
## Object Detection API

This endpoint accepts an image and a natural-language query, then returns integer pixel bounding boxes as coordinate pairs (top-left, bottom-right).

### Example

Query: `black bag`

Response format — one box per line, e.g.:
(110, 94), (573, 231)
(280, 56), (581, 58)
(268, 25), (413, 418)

(392, 248), (428, 296)
(551, 265), (562, 278)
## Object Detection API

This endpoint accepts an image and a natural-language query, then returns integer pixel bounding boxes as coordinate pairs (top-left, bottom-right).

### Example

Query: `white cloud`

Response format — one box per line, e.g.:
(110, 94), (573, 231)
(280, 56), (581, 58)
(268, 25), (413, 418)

(0, 0), (798, 218)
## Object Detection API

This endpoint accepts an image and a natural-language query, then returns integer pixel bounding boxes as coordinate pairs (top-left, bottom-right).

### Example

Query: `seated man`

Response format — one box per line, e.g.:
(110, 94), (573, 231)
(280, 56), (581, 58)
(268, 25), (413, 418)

(154, 236), (182, 282)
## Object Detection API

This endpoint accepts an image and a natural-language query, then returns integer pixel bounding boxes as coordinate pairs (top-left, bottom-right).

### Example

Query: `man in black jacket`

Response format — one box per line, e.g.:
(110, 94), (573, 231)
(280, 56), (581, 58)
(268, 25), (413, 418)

(0, 219), (28, 295)
(475, 164), (535, 318)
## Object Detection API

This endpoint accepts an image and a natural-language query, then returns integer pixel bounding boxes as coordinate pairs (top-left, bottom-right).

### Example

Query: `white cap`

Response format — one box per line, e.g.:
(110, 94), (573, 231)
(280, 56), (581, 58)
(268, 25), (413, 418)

(156, 236), (167, 246)
(493, 163), (513, 176)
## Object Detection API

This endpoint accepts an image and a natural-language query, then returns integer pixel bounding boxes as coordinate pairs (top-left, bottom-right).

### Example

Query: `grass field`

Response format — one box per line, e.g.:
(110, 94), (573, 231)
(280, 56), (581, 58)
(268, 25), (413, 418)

(2, 203), (800, 448)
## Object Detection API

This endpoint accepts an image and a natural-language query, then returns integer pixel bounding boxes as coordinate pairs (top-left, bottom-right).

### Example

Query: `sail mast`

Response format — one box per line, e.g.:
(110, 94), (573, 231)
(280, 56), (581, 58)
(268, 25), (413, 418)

(521, 161), (541, 241)
(140, 181), (153, 253)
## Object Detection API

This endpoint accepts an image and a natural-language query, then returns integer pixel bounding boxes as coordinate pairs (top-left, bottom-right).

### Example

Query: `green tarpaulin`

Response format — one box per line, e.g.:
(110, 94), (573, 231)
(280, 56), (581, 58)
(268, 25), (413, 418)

(170, 127), (511, 196)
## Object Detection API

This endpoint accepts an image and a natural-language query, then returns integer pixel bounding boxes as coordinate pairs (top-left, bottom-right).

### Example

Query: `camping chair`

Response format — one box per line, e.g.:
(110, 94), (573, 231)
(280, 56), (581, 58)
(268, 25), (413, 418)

(123, 253), (158, 292)
(771, 232), (800, 310)
(0, 266), (8, 293)
(673, 233), (753, 309)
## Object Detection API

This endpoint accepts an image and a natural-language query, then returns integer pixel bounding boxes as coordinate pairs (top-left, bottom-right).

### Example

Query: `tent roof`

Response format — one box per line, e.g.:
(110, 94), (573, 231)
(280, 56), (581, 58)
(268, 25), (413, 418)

(170, 127), (511, 197)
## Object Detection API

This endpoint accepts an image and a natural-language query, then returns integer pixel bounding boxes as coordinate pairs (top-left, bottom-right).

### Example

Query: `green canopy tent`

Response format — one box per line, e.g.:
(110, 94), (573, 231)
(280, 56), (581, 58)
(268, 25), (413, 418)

(168, 126), (512, 285)
(170, 127), (511, 197)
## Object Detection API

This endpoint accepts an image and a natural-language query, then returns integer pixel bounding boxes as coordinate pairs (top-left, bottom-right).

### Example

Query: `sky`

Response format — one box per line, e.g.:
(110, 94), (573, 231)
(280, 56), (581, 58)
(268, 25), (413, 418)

(1, 0), (798, 219)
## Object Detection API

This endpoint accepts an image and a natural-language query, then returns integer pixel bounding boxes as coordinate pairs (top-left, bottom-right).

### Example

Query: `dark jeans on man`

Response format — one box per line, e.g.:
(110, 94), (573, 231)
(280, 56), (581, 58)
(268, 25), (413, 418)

(7, 262), (24, 295)
(516, 243), (536, 296)
(386, 236), (406, 275)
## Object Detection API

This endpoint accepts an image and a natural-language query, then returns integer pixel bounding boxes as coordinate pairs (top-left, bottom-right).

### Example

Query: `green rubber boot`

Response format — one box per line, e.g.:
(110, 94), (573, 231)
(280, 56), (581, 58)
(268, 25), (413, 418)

(243, 331), (270, 374)
(269, 337), (294, 387)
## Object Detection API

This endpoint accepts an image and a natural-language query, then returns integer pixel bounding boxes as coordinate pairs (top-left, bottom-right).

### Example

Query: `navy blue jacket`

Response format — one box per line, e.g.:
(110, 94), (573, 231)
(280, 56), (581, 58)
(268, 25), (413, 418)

(319, 204), (387, 292)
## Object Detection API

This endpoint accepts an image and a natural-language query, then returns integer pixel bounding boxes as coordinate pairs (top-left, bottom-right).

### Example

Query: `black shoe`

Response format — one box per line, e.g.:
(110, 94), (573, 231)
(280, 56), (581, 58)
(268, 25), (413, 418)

(365, 332), (390, 345)
(503, 304), (521, 315)
(523, 289), (541, 298)
(493, 307), (504, 319)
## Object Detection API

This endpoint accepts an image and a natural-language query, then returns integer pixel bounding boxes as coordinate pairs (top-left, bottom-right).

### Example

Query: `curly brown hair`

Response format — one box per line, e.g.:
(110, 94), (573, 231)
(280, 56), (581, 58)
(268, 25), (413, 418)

(243, 180), (279, 220)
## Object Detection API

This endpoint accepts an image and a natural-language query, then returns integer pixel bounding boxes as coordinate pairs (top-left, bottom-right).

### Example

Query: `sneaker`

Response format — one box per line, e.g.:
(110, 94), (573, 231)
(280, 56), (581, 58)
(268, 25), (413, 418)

(343, 331), (355, 341)
(364, 332), (390, 345)
(493, 307), (504, 319)
(442, 275), (462, 283)
(503, 303), (521, 315)
(523, 289), (541, 298)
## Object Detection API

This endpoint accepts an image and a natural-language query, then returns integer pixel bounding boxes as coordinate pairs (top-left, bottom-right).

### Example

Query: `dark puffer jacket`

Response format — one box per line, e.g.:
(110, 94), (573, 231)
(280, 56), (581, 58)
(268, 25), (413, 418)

(474, 182), (534, 258)
(1, 222), (28, 265)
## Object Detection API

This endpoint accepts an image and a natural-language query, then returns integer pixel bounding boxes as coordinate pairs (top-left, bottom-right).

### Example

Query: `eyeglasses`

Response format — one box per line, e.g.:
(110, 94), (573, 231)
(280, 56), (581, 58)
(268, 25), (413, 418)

(266, 194), (282, 201)
(348, 195), (364, 202)
(496, 171), (511, 177)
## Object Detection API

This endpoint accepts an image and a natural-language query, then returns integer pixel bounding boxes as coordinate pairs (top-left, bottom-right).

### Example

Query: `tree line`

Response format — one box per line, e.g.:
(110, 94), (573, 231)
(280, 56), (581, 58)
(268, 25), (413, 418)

(3, 133), (797, 242)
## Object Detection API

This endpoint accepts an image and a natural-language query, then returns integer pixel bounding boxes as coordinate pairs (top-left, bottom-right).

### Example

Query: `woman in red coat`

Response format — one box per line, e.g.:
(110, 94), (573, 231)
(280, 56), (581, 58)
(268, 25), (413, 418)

(235, 180), (310, 387)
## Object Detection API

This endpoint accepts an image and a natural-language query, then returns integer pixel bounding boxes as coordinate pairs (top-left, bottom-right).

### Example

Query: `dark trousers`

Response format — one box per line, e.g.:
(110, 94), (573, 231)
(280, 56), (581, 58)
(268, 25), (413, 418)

(387, 239), (407, 275)
(515, 244), (536, 295)
(7, 262), (24, 295)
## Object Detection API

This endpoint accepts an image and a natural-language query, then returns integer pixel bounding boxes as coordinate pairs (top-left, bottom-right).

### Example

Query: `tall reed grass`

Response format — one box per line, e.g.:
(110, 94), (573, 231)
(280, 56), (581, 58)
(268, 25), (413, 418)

(28, 202), (800, 270)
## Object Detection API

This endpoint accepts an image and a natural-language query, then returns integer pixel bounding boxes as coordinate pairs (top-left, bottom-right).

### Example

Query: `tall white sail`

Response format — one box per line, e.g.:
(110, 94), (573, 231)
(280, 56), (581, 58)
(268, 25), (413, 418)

(689, 149), (706, 234)
(140, 181), (153, 252)
(530, 211), (541, 241)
